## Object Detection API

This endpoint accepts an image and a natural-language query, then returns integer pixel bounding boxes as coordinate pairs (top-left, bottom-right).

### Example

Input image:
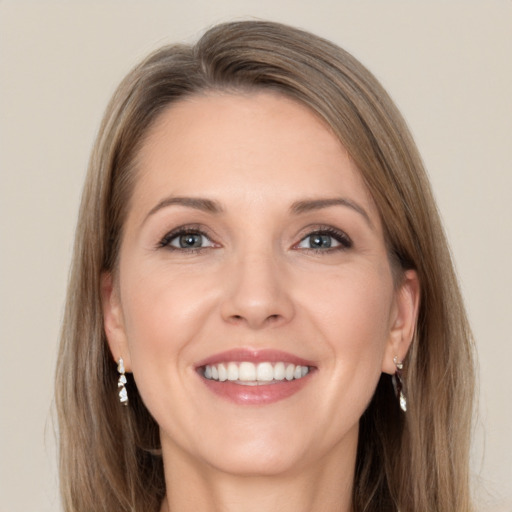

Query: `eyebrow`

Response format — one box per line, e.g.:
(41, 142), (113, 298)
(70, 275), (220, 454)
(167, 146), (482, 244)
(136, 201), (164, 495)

(144, 196), (224, 223)
(290, 198), (374, 229)
(143, 195), (373, 229)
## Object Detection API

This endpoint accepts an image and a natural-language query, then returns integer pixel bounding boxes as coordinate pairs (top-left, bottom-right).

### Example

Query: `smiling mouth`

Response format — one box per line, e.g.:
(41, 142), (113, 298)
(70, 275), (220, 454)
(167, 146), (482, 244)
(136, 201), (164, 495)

(196, 349), (316, 404)
(201, 361), (311, 385)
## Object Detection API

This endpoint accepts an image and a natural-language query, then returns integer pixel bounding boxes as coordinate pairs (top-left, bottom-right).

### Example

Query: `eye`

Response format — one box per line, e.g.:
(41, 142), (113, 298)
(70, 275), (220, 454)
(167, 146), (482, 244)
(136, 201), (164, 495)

(296, 228), (352, 252)
(159, 228), (216, 251)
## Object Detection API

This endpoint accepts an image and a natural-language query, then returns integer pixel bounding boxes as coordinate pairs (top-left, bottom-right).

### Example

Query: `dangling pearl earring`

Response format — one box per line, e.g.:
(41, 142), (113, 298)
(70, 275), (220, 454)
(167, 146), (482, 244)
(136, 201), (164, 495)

(392, 356), (407, 412)
(117, 358), (128, 406)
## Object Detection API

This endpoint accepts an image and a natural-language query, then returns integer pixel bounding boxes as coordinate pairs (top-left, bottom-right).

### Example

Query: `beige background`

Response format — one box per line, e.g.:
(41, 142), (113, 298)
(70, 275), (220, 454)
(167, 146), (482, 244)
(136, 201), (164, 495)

(1, 1), (511, 511)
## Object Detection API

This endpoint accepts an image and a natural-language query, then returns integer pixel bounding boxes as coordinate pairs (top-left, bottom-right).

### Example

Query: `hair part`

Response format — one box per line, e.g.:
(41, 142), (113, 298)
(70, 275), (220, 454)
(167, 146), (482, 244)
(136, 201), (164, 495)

(55, 20), (475, 512)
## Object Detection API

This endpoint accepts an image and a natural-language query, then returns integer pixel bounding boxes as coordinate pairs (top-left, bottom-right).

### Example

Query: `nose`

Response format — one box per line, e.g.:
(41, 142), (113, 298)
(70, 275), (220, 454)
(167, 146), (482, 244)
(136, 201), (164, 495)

(220, 249), (295, 330)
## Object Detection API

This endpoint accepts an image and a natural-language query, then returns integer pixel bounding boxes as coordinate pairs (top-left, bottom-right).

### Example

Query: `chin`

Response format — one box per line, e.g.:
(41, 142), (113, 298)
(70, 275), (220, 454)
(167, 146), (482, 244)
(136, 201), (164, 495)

(207, 446), (304, 477)
(166, 422), (313, 477)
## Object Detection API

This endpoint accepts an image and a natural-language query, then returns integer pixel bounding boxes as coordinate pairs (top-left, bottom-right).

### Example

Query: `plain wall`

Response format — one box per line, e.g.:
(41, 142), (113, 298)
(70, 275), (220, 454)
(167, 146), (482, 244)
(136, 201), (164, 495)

(0, 1), (511, 510)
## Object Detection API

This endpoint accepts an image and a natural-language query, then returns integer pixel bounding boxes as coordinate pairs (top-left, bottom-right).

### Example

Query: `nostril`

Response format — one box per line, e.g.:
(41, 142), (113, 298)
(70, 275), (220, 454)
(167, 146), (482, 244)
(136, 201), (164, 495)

(228, 313), (282, 326)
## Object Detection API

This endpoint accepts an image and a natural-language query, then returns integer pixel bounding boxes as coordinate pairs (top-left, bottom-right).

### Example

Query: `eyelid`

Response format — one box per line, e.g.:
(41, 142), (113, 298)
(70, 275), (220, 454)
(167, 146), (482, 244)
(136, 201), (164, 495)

(296, 234), (341, 250)
(155, 223), (352, 253)
(157, 224), (219, 251)
(293, 225), (353, 251)
(169, 232), (215, 249)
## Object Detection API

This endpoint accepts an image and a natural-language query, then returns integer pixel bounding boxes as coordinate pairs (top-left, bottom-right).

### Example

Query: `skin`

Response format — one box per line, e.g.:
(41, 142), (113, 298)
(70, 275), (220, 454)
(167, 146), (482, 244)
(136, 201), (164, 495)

(102, 92), (420, 512)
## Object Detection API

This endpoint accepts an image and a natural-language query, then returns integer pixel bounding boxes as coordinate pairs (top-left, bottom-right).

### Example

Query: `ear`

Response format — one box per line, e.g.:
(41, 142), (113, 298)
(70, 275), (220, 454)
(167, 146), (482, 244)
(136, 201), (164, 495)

(100, 271), (132, 372)
(382, 269), (420, 375)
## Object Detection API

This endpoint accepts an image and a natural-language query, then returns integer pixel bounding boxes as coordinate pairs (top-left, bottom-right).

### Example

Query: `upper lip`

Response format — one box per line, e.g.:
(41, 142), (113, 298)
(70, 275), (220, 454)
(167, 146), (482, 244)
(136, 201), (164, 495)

(195, 348), (316, 369)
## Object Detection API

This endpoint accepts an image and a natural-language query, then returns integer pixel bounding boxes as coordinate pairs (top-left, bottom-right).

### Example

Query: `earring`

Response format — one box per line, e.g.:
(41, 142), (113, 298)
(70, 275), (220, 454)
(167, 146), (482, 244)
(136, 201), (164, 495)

(117, 358), (128, 406)
(392, 356), (407, 412)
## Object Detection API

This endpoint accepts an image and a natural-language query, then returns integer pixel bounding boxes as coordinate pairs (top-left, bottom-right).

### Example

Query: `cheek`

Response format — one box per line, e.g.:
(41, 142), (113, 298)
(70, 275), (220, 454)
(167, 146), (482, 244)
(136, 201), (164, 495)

(118, 263), (209, 370)
(301, 267), (394, 400)
(306, 266), (394, 349)
(117, 267), (209, 425)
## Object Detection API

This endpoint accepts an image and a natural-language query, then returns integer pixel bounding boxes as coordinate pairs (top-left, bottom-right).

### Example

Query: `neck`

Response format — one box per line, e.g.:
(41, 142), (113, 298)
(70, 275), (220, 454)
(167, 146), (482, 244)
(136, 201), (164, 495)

(159, 434), (356, 512)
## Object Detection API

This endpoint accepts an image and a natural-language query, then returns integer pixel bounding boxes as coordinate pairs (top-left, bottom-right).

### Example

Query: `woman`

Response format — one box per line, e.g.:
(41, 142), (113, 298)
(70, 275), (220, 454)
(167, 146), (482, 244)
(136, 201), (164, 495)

(55, 20), (475, 512)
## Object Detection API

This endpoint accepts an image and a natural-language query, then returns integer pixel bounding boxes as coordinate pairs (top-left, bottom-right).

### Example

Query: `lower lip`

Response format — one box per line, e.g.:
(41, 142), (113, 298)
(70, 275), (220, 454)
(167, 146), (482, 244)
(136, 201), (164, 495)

(200, 373), (314, 405)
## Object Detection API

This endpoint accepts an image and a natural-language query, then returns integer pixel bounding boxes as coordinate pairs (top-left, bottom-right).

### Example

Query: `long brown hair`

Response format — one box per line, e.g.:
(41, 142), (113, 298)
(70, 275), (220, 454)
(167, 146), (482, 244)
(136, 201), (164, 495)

(55, 20), (475, 511)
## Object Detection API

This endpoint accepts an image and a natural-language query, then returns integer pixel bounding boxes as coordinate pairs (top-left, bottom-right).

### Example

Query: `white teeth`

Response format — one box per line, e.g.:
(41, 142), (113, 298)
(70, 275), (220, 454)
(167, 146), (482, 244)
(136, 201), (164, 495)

(239, 362), (256, 381)
(274, 362), (285, 381)
(256, 362), (274, 382)
(218, 363), (227, 381)
(203, 362), (310, 383)
(227, 362), (238, 381)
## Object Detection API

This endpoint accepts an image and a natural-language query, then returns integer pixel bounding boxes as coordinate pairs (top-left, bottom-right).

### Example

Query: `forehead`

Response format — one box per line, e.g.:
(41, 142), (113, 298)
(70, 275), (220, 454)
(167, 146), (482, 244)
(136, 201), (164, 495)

(132, 91), (378, 220)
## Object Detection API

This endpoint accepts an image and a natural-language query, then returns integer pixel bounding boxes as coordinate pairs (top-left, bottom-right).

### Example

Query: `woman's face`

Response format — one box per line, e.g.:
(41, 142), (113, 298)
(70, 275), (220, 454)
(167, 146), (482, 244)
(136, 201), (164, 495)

(103, 92), (418, 477)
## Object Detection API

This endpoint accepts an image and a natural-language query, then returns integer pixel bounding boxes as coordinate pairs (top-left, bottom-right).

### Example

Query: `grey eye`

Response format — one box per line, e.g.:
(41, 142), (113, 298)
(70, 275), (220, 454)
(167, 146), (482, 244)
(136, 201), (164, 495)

(297, 233), (341, 250)
(169, 232), (214, 249)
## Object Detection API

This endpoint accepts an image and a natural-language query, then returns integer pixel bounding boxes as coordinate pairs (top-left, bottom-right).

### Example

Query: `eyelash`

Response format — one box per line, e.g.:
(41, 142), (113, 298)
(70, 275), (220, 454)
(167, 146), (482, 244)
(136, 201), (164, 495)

(295, 226), (353, 253)
(157, 225), (215, 253)
(157, 225), (353, 253)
